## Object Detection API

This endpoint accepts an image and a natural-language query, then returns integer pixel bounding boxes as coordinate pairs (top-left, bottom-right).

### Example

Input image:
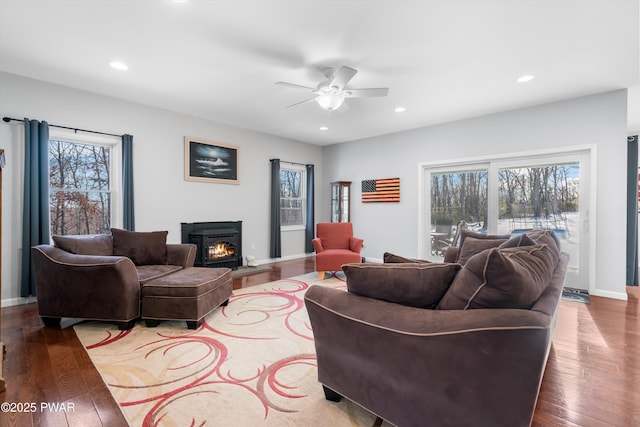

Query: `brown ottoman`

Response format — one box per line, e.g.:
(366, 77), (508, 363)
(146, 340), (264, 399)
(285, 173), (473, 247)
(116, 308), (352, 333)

(141, 267), (232, 329)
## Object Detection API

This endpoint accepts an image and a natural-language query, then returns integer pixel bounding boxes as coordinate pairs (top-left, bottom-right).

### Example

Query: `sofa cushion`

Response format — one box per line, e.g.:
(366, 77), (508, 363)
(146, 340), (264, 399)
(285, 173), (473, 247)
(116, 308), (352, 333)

(52, 234), (113, 256)
(437, 242), (560, 310)
(111, 228), (168, 266)
(136, 265), (183, 284)
(343, 262), (461, 309)
(383, 252), (432, 264)
(457, 236), (508, 266)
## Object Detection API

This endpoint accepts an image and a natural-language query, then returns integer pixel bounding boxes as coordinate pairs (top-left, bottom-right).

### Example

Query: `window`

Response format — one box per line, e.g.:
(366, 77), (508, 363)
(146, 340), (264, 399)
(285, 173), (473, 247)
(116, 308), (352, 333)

(430, 167), (488, 256)
(421, 149), (591, 290)
(280, 165), (306, 229)
(48, 130), (122, 235)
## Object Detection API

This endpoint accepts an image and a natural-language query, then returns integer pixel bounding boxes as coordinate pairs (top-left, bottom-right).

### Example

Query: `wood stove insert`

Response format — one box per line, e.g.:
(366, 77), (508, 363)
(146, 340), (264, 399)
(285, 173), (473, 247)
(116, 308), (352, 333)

(181, 221), (243, 270)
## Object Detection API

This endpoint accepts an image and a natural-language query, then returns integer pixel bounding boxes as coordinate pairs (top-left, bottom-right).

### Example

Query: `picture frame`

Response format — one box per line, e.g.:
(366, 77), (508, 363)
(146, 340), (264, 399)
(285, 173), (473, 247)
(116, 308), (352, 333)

(184, 136), (239, 184)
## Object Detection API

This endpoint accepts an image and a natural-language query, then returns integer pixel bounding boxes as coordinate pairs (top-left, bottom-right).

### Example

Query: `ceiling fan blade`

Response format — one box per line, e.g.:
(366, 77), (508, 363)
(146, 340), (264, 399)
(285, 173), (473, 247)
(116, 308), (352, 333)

(345, 88), (389, 98)
(286, 97), (316, 108)
(329, 66), (357, 90)
(275, 81), (316, 91)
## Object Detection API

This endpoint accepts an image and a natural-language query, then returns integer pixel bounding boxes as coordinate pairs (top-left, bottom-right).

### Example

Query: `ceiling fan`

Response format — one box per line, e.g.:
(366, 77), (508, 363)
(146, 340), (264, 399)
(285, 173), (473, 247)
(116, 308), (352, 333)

(276, 66), (389, 111)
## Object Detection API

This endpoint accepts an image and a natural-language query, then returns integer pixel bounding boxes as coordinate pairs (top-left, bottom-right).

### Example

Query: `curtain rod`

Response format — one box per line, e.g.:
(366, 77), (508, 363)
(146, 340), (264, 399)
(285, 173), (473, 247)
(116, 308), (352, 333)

(270, 158), (311, 167)
(2, 116), (123, 138)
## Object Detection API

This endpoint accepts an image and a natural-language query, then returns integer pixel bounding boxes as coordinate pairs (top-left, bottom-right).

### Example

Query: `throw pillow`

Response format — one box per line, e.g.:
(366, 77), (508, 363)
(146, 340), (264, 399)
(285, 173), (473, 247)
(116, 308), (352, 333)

(498, 233), (535, 249)
(437, 243), (559, 310)
(52, 234), (113, 256)
(343, 262), (461, 309)
(457, 229), (511, 250)
(526, 229), (561, 252)
(383, 252), (432, 264)
(456, 236), (508, 266)
(111, 228), (168, 266)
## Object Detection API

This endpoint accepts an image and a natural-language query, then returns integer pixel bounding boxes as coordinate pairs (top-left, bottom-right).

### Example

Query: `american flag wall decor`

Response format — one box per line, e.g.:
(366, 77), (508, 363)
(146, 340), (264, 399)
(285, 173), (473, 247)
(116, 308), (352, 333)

(361, 178), (400, 203)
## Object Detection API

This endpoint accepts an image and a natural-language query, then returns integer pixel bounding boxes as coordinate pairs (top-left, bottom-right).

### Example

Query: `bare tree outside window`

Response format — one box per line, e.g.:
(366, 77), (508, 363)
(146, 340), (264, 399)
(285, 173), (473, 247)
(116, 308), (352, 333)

(280, 168), (305, 226)
(49, 139), (111, 235)
(430, 170), (489, 256)
(497, 163), (579, 232)
(431, 170), (489, 227)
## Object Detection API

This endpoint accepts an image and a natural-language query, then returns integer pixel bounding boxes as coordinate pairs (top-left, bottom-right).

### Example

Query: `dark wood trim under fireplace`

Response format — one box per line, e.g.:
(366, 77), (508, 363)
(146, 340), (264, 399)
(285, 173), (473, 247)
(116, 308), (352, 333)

(181, 221), (243, 270)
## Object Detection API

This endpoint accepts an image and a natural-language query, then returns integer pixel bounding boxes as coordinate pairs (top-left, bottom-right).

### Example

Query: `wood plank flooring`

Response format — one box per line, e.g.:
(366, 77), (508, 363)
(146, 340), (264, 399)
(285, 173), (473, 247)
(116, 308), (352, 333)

(1, 257), (638, 427)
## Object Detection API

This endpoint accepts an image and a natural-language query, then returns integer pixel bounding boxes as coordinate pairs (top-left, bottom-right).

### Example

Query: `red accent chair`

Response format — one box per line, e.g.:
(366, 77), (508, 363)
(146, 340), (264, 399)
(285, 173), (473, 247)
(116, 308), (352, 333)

(312, 223), (364, 279)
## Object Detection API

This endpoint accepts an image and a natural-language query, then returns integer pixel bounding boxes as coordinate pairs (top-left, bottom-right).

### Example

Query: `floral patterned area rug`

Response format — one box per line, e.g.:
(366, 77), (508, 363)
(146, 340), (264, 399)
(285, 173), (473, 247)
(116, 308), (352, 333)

(74, 273), (390, 427)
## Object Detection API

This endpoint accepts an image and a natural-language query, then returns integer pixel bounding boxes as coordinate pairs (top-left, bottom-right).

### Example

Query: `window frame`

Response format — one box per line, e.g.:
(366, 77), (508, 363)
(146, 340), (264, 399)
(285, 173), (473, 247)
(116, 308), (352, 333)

(48, 128), (123, 236)
(279, 164), (306, 231)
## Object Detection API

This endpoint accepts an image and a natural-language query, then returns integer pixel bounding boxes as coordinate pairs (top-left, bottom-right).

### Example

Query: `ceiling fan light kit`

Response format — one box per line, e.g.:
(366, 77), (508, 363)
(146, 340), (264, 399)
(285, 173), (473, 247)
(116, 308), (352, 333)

(316, 93), (345, 111)
(276, 65), (389, 112)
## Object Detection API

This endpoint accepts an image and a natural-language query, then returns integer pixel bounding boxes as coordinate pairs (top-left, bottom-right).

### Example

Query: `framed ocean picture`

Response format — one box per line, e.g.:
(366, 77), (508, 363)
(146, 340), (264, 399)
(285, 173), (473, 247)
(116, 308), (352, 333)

(184, 136), (239, 184)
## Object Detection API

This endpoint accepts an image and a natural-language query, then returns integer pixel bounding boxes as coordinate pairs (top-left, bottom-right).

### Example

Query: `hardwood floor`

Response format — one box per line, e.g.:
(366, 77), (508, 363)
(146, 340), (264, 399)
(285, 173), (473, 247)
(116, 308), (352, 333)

(1, 257), (638, 427)
(532, 284), (640, 427)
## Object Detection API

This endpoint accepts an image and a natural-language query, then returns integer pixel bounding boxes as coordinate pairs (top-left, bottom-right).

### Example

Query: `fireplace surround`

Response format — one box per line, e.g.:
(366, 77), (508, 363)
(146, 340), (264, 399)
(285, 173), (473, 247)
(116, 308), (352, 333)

(181, 221), (243, 270)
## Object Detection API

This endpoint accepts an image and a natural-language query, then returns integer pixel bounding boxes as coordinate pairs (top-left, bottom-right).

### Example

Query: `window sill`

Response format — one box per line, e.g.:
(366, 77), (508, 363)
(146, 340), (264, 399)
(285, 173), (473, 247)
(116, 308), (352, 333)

(282, 225), (305, 232)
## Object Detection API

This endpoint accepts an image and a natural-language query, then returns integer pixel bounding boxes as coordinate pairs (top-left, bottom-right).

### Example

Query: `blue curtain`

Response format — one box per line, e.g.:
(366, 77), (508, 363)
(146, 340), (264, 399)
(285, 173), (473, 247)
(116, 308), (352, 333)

(21, 118), (50, 297)
(305, 164), (315, 253)
(122, 134), (135, 230)
(270, 159), (281, 258)
(627, 135), (638, 286)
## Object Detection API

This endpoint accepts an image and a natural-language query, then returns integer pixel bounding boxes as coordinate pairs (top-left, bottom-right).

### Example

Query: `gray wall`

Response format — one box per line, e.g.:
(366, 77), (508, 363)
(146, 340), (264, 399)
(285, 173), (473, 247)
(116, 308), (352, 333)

(0, 70), (630, 304)
(323, 90), (628, 300)
(0, 72), (323, 305)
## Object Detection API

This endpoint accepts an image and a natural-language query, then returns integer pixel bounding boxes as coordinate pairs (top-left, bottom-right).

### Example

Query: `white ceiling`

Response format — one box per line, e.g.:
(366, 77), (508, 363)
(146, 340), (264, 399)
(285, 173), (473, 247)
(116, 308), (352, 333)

(0, 0), (638, 145)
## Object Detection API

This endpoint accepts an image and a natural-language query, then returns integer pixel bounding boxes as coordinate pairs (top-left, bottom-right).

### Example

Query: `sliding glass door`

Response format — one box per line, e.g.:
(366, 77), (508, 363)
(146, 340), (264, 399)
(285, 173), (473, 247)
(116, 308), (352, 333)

(423, 151), (590, 290)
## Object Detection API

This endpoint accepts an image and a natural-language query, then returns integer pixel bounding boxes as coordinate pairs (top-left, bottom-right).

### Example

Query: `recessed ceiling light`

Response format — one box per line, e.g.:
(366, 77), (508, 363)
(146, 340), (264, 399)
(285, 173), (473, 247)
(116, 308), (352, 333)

(394, 106), (406, 113)
(319, 126), (328, 131)
(109, 61), (128, 71)
(517, 75), (535, 83)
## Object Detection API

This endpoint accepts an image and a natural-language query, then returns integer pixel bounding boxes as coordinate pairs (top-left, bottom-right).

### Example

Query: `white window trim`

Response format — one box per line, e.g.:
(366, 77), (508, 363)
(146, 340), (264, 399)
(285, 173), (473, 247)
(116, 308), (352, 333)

(48, 128), (123, 232)
(280, 163), (306, 232)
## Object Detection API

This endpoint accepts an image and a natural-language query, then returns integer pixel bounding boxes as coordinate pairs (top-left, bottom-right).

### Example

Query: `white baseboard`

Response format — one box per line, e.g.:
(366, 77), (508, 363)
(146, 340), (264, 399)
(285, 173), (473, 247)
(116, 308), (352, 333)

(254, 253), (313, 265)
(1, 295), (37, 308)
(590, 289), (628, 301)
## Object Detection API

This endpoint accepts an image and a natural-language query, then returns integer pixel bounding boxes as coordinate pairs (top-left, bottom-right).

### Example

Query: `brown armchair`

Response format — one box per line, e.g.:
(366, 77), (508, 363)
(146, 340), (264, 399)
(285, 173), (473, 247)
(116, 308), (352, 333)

(312, 222), (363, 280)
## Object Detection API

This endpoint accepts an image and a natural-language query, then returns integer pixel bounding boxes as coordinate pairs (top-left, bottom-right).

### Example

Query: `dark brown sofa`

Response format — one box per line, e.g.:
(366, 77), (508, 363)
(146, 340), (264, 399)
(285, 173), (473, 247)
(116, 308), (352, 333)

(304, 230), (568, 427)
(31, 229), (196, 329)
